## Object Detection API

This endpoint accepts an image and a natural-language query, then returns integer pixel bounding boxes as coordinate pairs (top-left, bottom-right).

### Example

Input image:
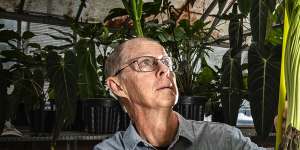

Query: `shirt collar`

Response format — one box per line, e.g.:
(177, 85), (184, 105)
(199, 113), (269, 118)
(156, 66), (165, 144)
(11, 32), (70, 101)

(123, 121), (146, 150)
(123, 112), (195, 149)
(176, 112), (195, 143)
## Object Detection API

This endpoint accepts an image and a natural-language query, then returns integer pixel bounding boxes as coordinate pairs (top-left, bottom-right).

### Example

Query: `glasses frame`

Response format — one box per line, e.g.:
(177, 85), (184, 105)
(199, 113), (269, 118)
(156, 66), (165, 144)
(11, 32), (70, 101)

(114, 56), (175, 76)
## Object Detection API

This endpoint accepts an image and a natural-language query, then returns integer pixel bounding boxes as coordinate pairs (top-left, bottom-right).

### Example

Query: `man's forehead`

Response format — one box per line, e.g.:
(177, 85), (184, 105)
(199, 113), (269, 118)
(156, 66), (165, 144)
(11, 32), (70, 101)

(120, 39), (167, 61)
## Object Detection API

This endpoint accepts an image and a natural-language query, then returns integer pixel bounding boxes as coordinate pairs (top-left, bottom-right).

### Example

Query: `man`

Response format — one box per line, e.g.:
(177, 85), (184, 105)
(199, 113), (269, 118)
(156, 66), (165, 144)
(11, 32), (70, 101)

(94, 37), (264, 150)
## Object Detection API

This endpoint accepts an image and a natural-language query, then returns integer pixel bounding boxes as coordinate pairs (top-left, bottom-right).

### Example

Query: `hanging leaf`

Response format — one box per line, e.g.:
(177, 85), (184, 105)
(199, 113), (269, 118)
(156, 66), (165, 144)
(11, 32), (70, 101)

(250, 0), (276, 47)
(229, 3), (243, 51)
(0, 30), (20, 42)
(237, 0), (252, 16)
(191, 20), (210, 33)
(221, 50), (243, 126)
(44, 44), (74, 52)
(248, 44), (281, 138)
(0, 50), (36, 66)
(47, 50), (78, 142)
(45, 33), (73, 43)
(197, 66), (216, 85)
(249, 0), (280, 139)
(22, 31), (35, 40)
(122, 0), (130, 13)
(143, 0), (162, 16)
(49, 27), (75, 40)
(104, 8), (128, 22)
(75, 39), (99, 98)
(27, 43), (41, 50)
(0, 66), (12, 130)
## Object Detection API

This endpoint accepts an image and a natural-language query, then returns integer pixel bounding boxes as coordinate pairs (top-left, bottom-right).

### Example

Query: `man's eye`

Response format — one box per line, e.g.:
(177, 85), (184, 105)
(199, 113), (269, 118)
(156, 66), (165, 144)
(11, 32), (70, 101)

(140, 58), (154, 66)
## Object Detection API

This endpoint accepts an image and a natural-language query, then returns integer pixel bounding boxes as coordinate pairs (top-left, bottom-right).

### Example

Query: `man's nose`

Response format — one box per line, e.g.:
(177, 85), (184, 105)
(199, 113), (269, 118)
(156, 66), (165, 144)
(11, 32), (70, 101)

(156, 61), (171, 77)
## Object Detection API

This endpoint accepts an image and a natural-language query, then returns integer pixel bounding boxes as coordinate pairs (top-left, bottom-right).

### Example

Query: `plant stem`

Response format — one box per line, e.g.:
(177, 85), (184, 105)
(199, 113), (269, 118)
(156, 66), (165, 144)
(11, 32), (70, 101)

(275, 7), (289, 150)
(282, 0), (300, 149)
(131, 0), (143, 37)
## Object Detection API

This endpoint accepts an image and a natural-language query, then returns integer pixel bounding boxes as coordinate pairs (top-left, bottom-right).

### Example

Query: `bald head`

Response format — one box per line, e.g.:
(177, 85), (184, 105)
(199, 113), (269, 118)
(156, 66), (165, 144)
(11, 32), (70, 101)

(104, 37), (162, 78)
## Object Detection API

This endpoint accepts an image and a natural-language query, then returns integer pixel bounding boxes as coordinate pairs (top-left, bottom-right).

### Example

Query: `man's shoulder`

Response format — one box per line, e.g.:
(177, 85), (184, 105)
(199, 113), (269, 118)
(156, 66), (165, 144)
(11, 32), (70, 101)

(187, 119), (236, 132)
(185, 120), (264, 149)
(185, 119), (242, 139)
(93, 131), (126, 150)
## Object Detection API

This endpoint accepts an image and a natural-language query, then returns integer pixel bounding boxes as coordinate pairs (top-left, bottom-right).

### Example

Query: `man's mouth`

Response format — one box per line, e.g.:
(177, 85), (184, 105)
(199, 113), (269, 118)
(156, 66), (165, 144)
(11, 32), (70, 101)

(158, 86), (172, 90)
(157, 83), (174, 91)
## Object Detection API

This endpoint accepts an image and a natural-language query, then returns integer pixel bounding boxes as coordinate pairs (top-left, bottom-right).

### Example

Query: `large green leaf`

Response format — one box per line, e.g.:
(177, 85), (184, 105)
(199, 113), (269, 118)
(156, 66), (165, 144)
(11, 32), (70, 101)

(249, 0), (280, 138)
(0, 30), (20, 42)
(221, 50), (243, 126)
(220, 4), (244, 126)
(248, 44), (281, 138)
(47, 50), (78, 141)
(250, 0), (276, 47)
(75, 39), (99, 98)
(5, 67), (45, 126)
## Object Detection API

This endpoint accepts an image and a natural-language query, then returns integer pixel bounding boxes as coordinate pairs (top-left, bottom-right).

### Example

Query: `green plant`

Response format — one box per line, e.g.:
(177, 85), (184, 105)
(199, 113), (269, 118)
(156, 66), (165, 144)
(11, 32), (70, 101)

(105, 1), (284, 138)
(279, 0), (300, 149)
(148, 18), (212, 95)
(217, 3), (245, 126)
(139, 1), (215, 96)
(0, 28), (45, 129)
(275, 4), (289, 150)
(47, 50), (78, 148)
(46, 18), (124, 98)
(122, 0), (144, 36)
(46, 22), (101, 98)
(248, 0), (283, 139)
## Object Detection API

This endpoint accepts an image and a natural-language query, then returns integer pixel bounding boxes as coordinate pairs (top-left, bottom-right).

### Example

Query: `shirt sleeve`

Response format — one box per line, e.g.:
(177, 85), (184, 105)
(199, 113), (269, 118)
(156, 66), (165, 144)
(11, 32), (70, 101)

(228, 127), (266, 150)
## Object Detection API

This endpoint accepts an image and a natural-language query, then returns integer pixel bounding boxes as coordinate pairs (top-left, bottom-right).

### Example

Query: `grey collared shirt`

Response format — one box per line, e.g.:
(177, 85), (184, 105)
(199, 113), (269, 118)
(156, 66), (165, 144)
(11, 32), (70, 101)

(93, 113), (265, 150)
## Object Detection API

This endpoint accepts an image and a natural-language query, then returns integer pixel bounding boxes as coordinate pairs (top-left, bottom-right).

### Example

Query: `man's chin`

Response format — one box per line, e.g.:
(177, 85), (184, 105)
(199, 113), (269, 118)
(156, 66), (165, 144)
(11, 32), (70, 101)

(156, 94), (177, 105)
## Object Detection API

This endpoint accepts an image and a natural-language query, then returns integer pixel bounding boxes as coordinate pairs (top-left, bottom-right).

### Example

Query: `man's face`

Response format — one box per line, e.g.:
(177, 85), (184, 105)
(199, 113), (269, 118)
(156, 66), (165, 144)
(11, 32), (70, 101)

(118, 40), (178, 109)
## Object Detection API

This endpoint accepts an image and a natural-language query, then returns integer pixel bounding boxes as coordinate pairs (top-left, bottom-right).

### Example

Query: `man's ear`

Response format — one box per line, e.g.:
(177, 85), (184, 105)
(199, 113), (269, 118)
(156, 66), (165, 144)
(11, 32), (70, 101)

(106, 77), (128, 99)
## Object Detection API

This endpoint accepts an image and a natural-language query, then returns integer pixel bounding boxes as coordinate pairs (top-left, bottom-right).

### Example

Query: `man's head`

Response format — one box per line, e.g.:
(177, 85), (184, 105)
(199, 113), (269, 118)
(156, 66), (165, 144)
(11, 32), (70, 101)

(105, 38), (178, 113)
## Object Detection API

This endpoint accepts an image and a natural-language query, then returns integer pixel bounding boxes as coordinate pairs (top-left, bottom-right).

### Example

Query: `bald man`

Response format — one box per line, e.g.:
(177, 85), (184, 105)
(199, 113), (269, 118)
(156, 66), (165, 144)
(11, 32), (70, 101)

(94, 38), (264, 150)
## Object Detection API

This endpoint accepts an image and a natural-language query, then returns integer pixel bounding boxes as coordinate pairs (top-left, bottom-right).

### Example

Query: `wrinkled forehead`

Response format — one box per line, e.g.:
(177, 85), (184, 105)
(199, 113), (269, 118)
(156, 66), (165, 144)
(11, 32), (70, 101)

(119, 40), (167, 63)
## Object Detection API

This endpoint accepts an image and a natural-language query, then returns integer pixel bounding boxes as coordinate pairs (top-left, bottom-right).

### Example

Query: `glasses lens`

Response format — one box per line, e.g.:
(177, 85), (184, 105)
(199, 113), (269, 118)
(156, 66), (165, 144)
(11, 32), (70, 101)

(135, 56), (178, 72)
(170, 57), (178, 71)
(161, 57), (178, 72)
(137, 56), (156, 72)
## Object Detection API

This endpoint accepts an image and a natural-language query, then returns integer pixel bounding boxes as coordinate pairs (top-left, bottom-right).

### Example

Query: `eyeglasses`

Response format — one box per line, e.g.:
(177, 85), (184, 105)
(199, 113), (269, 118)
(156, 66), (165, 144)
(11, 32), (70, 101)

(114, 56), (177, 76)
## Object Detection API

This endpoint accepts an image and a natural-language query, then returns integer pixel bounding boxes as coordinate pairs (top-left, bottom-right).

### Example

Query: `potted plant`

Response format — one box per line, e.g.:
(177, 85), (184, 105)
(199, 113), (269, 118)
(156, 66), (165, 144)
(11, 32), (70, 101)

(105, 0), (221, 121)
(0, 28), (47, 132)
(45, 16), (130, 134)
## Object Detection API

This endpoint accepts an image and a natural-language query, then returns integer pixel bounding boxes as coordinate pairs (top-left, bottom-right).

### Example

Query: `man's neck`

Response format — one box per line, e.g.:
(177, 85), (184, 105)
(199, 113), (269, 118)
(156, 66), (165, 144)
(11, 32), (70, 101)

(131, 109), (179, 147)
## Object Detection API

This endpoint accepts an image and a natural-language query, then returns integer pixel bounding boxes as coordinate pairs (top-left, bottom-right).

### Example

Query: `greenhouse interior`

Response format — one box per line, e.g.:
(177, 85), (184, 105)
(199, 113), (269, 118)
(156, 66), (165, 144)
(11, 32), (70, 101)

(1, 0), (299, 150)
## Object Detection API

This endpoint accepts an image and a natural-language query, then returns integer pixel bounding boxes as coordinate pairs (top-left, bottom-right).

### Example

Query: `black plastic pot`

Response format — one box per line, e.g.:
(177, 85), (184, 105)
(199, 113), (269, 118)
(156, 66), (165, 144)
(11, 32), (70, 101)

(82, 98), (130, 134)
(174, 96), (207, 121)
(30, 101), (55, 133)
(30, 109), (55, 133)
(14, 103), (29, 126)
